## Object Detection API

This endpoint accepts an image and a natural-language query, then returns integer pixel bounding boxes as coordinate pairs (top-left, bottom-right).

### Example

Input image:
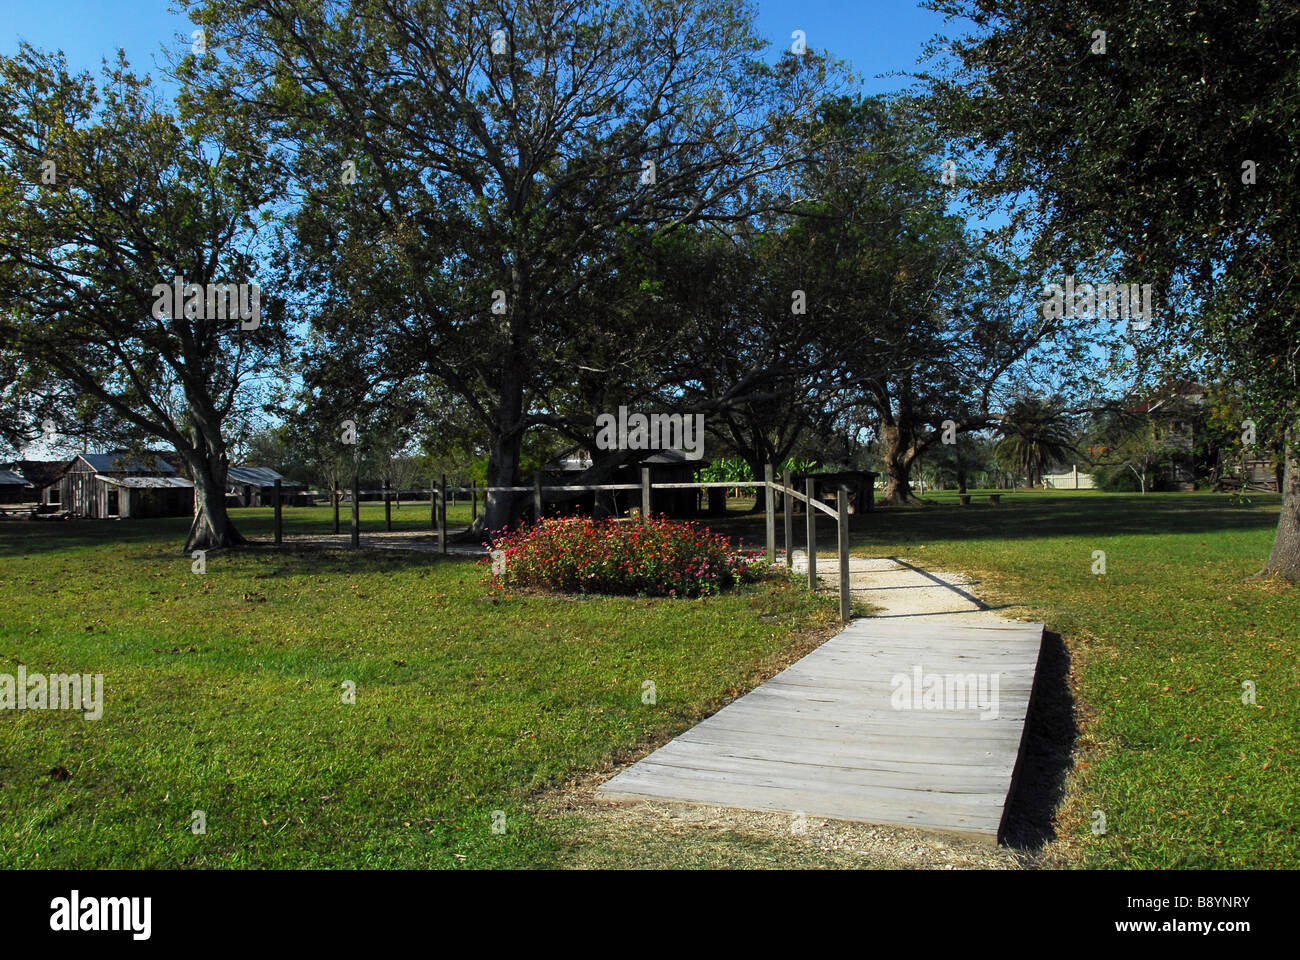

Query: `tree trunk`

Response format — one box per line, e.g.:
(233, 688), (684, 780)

(1261, 429), (1300, 581)
(184, 453), (244, 551)
(879, 425), (918, 504)
(476, 429), (525, 535)
(957, 467), (967, 495)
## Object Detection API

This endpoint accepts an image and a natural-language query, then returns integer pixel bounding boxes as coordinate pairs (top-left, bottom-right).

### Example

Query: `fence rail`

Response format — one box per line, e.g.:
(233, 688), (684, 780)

(265, 467), (855, 621)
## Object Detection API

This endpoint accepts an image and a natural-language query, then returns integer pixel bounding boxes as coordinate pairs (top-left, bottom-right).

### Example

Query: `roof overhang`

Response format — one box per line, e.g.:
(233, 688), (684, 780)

(94, 475), (195, 489)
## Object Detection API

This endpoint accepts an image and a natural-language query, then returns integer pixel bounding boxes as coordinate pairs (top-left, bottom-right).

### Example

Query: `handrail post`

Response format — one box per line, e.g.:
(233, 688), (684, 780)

(764, 463), (775, 563)
(350, 473), (360, 549)
(837, 485), (850, 622)
(438, 473), (447, 554)
(806, 476), (817, 590)
(783, 469), (794, 569)
(430, 478), (436, 529)
(273, 478), (282, 544)
(471, 479), (477, 521)
(640, 466), (651, 518)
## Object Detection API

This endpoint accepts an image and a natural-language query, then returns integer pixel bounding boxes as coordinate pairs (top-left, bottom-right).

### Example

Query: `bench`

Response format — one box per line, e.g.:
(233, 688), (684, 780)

(958, 493), (1004, 506)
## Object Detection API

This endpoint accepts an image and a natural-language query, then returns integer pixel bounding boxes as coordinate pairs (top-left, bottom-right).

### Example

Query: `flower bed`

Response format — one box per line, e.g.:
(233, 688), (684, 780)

(483, 516), (764, 597)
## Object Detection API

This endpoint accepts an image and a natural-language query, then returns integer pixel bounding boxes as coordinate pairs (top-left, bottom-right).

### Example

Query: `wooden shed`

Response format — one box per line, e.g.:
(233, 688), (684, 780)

(225, 466), (309, 507)
(0, 469), (30, 505)
(58, 453), (194, 519)
(4, 460), (67, 506)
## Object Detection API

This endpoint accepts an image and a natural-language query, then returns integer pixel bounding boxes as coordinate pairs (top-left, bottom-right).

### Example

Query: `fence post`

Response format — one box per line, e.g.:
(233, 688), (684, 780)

(806, 476), (817, 591)
(471, 479), (477, 522)
(783, 469), (794, 569)
(384, 480), (392, 531)
(533, 471), (543, 523)
(351, 473), (360, 549)
(837, 486), (850, 622)
(273, 478), (282, 544)
(332, 484), (340, 534)
(438, 474), (447, 554)
(640, 466), (651, 518)
(764, 463), (775, 563)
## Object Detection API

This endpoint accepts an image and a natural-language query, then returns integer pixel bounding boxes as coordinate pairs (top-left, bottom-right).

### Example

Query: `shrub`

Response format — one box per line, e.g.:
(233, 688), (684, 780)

(482, 516), (765, 597)
(1091, 464), (1143, 492)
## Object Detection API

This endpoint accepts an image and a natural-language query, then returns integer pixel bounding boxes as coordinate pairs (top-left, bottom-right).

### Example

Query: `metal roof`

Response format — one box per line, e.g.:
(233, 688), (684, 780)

(93, 474), (194, 489)
(76, 453), (175, 474)
(227, 465), (303, 487)
(0, 469), (29, 485)
(3, 460), (64, 487)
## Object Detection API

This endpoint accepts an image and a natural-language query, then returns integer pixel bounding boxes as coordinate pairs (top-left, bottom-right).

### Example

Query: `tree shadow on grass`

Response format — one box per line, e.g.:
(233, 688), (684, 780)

(709, 494), (1280, 549)
(0, 517), (195, 558)
(999, 630), (1076, 850)
(860, 496), (1280, 546)
(231, 542), (481, 579)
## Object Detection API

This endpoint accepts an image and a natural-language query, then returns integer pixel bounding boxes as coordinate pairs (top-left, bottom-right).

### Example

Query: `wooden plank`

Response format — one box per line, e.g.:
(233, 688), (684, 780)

(606, 765), (1005, 838)
(599, 616), (1044, 842)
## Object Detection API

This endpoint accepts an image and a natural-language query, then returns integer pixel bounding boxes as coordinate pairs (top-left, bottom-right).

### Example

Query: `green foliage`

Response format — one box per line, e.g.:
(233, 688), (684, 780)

(698, 457), (754, 483)
(924, 0), (1300, 424)
(1090, 463), (1143, 493)
(995, 397), (1076, 484)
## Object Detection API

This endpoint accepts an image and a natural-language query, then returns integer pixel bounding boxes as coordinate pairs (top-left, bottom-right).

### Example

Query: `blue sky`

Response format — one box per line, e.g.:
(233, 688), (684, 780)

(4, 0), (956, 97)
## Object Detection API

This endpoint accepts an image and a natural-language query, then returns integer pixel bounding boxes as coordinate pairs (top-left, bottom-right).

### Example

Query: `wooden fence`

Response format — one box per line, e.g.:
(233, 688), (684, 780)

(266, 465), (854, 620)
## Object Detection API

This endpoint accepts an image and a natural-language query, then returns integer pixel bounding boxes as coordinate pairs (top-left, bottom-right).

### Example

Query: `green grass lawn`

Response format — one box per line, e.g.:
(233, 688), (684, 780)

(834, 489), (1299, 869)
(1, 490), (1295, 869)
(0, 511), (838, 868)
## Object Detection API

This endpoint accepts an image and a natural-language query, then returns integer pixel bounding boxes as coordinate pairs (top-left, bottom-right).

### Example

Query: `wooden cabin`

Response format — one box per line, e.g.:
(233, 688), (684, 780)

(4, 460), (67, 506)
(0, 469), (30, 505)
(58, 453), (194, 519)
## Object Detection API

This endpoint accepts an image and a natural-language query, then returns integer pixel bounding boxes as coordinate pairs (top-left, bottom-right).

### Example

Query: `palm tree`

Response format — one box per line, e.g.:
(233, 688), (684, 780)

(995, 398), (1076, 488)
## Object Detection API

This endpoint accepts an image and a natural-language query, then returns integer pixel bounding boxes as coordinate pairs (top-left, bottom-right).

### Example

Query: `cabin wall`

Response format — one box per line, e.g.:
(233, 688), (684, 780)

(0, 485), (28, 505)
(128, 487), (193, 518)
(60, 464), (104, 518)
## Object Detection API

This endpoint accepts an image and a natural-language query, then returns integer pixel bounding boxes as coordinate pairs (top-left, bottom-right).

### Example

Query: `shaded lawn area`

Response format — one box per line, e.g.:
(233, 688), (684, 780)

(0, 515), (839, 868)
(815, 490), (1295, 869)
(239, 500), (477, 537)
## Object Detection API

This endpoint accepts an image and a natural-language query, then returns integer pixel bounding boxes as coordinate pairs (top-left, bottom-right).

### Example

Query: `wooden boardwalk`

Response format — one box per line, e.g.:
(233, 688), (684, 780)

(599, 572), (1044, 843)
